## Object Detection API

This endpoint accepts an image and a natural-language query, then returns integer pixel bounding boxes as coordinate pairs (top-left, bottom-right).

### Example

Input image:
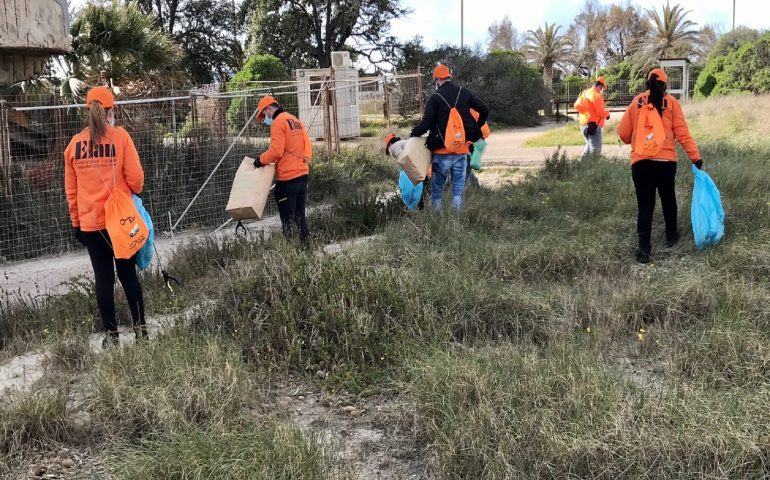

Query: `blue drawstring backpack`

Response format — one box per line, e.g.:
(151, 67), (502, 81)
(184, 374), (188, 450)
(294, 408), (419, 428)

(398, 170), (424, 210)
(132, 194), (155, 270)
(690, 164), (724, 250)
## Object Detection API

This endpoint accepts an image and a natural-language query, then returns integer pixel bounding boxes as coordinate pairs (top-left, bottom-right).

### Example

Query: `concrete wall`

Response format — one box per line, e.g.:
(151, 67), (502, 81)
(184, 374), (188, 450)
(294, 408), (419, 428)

(0, 0), (70, 84)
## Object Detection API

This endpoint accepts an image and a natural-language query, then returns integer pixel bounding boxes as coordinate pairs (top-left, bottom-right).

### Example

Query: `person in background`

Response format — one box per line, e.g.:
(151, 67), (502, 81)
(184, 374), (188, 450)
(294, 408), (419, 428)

(410, 65), (489, 210)
(574, 76), (610, 159)
(618, 68), (703, 264)
(254, 95), (313, 244)
(64, 86), (147, 348)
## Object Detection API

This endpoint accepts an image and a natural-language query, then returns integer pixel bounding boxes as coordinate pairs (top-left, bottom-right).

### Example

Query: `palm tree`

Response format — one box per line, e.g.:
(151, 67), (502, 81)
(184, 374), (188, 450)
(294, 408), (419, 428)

(523, 23), (573, 89)
(67, 2), (183, 88)
(636, 2), (701, 68)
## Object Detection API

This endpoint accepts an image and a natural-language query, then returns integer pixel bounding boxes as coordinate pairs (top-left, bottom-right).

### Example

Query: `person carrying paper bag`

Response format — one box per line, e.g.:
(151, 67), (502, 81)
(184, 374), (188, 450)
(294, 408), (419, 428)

(254, 95), (313, 244)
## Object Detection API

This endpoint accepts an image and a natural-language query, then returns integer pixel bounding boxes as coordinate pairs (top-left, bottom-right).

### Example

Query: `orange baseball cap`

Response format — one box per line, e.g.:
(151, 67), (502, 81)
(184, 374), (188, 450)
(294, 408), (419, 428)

(86, 86), (114, 109)
(384, 133), (397, 147)
(648, 68), (668, 84)
(596, 76), (607, 88)
(256, 95), (278, 121)
(432, 65), (452, 80)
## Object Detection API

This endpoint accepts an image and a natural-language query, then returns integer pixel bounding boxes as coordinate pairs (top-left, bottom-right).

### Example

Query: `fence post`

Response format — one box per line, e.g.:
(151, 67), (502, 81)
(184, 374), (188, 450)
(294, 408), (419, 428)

(323, 81), (333, 163)
(383, 77), (391, 130)
(330, 66), (340, 155)
(0, 101), (11, 199)
(416, 64), (424, 115)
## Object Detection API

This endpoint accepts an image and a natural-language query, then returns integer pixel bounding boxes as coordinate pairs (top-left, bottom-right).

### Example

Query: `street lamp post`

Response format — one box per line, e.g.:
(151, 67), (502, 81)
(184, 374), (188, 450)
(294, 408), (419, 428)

(733, 0), (736, 30)
(461, 0), (464, 49)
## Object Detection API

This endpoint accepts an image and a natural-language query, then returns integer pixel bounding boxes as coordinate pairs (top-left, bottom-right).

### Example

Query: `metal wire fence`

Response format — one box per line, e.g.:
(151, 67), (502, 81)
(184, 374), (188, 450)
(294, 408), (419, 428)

(552, 71), (701, 119)
(0, 72), (422, 262)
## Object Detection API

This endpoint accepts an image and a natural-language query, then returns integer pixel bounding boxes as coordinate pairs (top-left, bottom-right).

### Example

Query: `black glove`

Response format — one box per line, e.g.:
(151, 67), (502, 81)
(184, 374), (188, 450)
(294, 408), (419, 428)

(694, 159), (703, 170)
(468, 143), (475, 155)
(254, 158), (265, 168)
(73, 227), (85, 246)
(585, 122), (598, 136)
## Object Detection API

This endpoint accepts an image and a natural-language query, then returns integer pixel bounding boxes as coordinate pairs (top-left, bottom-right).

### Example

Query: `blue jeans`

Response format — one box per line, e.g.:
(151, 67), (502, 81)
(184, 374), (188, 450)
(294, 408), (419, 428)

(431, 154), (467, 210)
(581, 125), (603, 159)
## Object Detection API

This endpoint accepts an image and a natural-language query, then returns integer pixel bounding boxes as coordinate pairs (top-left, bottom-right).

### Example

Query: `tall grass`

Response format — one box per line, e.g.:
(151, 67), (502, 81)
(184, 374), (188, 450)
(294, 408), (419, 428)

(111, 423), (346, 480)
(407, 343), (770, 479)
(89, 332), (251, 438)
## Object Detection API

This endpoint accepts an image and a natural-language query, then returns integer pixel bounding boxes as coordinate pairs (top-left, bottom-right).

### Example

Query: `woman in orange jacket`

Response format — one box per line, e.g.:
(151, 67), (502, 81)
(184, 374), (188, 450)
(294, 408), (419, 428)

(64, 86), (147, 347)
(254, 95), (312, 243)
(618, 69), (703, 263)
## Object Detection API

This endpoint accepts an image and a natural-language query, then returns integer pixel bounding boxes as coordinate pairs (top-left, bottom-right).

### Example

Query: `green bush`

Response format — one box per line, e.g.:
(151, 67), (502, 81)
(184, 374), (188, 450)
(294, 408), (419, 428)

(695, 29), (770, 97)
(226, 54), (290, 131)
(411, 47), (548, 126)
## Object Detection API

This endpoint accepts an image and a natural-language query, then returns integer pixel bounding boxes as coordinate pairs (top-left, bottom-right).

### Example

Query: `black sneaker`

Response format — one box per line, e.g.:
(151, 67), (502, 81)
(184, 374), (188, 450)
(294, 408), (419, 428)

(134, 326), (149, 341)
(666, 231), (680, 247)
(102, 332), (119, 350)
(635, 248), (651, 264)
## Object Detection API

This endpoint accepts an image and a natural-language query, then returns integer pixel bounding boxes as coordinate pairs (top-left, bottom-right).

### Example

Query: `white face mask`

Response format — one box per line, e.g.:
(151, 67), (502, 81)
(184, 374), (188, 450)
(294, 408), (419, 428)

(110, 117), (115, 127)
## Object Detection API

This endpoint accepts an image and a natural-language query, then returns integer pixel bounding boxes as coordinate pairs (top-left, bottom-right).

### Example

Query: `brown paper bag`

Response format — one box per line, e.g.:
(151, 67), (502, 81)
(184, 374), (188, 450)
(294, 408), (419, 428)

(397, 137), (431, 185)
(225, 156), (276, 220)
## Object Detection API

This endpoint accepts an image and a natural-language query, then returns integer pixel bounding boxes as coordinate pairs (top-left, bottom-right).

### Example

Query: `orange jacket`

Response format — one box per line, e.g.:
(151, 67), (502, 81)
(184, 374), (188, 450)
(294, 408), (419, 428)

(64, 126), (144, 231)
(574, 87), (609, 127)
(618, 92), (700, 164)
(259, 110), (312, 181)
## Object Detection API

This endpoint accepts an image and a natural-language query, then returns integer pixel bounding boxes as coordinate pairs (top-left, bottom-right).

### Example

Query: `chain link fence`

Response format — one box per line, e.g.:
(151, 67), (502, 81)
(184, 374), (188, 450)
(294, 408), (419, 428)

(0, 72), (422, 262)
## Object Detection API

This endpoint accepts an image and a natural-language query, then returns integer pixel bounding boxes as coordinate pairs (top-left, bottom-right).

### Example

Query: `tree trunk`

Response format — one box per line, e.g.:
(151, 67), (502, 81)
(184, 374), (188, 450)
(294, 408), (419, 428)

(544, 62), (554, 116)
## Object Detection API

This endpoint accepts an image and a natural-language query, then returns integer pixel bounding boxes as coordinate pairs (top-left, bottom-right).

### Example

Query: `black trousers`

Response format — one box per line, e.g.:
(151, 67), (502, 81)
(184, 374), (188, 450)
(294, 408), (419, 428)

(631, 160), (678, 251)
(82, 230), (146, 334)
(275, 175), (310, 242)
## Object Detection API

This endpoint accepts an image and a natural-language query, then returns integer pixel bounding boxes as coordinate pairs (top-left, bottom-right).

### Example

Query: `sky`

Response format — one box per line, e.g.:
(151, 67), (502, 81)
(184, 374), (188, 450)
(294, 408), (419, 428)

(390, 0), (770, 51)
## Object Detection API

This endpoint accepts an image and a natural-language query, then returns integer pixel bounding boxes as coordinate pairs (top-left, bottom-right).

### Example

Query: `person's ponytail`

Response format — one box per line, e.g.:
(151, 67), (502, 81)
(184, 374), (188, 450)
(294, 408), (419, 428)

(88, 101), (110, 155)
(645, 74), (666, 117)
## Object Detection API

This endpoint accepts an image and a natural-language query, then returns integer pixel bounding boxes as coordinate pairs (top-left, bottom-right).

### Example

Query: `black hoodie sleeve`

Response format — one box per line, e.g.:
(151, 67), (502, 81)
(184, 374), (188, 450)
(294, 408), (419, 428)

(410, 95), (436, 138)
(469, 93), (490, 128)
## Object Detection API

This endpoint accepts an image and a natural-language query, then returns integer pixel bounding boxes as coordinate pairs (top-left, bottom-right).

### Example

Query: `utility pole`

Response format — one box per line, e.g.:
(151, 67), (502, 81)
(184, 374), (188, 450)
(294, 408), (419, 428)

(460, 0), (464, 49)
(732, 0), (736, 31)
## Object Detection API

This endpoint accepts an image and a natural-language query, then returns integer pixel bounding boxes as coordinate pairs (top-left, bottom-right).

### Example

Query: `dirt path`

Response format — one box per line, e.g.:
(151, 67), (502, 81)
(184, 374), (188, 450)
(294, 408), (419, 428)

(0, 214), (290, 299)
(476, 122), (630, 188)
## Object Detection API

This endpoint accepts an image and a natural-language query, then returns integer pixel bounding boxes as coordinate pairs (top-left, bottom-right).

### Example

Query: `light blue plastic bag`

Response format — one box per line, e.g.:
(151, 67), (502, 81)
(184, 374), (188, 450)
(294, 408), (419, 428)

(132, 194), (155, 270)
(398, 170), (424, 210)
(690, 164), (724, 250)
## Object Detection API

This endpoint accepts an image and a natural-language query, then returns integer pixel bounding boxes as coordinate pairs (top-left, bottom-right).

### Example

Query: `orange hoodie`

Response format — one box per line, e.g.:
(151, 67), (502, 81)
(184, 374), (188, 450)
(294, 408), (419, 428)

(574, 87), (609, 127)
(618, 92), (700, 164)
(64, 126), (144, 231)
(259, 110), (312, 181)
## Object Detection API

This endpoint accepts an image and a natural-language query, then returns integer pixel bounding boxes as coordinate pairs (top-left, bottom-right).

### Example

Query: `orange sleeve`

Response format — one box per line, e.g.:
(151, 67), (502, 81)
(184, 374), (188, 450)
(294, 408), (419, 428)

(64, 139), (79, 227)
(260, 118), (286, 165)
(574, 92), (588, 113)
(670, 98), (700, 162)
(586, 93), (604, 123)
(618, 100), (635, 145)
(597, 95), (609, 118)
(121, 129), (144, 193)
